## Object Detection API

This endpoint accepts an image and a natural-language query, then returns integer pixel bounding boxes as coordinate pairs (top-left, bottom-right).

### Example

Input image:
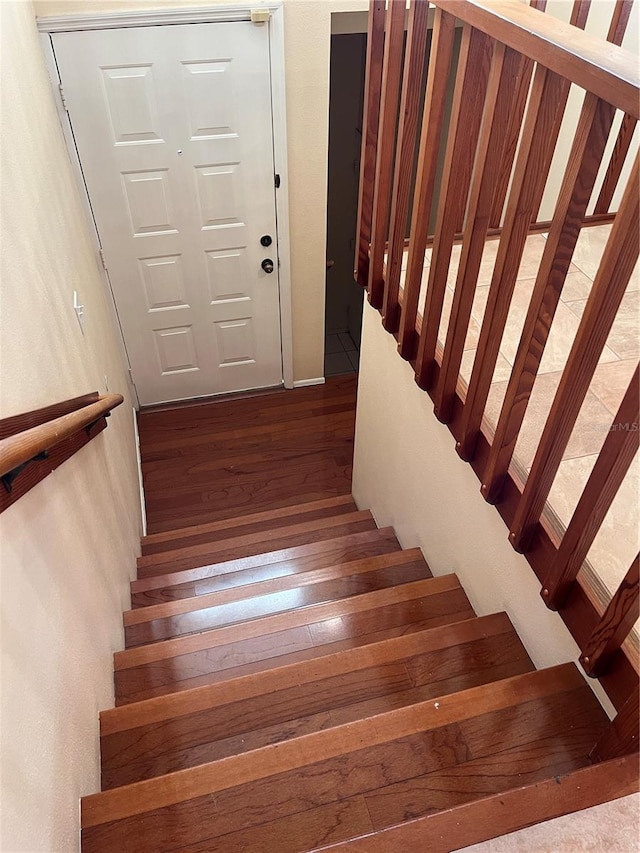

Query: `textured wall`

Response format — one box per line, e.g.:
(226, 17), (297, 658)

(32, 0), (370, 384)
(0, 2), (142, 850)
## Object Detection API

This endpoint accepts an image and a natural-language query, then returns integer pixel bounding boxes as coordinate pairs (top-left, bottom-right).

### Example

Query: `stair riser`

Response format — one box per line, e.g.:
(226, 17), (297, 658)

(115, 588), (474, 705)
(102, 631), (532, 788)
(130, 529), (402, 607)
(137, 518), (377, 578)
(83, 683), (607, 853)
(140, 498), (357, 556)
(126, 550), (428, 628)
(125, 561), (431, 648)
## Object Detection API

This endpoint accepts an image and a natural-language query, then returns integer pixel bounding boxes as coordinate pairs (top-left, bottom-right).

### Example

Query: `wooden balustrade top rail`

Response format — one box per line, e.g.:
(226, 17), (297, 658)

(0, 394), (123, 479)
(434, 0), (640, 118)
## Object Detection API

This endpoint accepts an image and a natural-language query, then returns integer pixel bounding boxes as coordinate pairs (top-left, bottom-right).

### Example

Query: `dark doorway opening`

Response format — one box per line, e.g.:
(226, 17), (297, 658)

(324, 31), (367, 377)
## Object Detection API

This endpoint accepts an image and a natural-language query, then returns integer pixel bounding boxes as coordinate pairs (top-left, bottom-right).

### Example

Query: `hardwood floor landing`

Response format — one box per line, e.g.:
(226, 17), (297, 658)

(138, 376), (357, 534)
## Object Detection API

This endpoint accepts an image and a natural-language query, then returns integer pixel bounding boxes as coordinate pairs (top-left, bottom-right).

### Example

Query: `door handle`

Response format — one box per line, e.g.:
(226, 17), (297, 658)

(261, 258), (274, 274)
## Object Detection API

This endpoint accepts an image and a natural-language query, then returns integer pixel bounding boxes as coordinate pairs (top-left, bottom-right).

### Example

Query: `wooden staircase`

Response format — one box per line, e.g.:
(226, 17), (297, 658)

(81, 495), (634, 852)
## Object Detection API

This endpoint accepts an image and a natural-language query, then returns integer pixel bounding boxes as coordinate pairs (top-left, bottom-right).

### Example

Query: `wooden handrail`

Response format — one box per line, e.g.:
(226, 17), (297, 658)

(0, 394), (123, 479)
(435, 0), (639, 118)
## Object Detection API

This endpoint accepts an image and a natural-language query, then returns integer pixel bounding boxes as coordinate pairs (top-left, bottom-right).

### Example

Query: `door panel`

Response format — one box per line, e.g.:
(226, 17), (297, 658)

(53, 22), (283, 405)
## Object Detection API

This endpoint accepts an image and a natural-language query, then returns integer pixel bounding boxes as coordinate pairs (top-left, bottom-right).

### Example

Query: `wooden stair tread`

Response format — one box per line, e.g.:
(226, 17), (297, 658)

(140, 495), (357, 555)
(301, 755), (639, 853)
(130, 527), (402, 606)
(101, 612), (533, 788)
(136, 511), (377, 577)
(82, 664), (608, 853)
(126, 550), (429, 626)
(124, 551), (432, 647)
(114, 575), (476, 704)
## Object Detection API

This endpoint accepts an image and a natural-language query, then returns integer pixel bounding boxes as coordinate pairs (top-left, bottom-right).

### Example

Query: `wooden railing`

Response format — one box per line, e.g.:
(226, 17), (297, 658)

(0, 392), (123, 511)
(355, 0), (639, 760)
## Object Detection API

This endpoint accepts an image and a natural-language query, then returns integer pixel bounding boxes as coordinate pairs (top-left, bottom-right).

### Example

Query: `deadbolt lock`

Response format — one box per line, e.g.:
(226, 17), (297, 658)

(260, 235), (273, 247)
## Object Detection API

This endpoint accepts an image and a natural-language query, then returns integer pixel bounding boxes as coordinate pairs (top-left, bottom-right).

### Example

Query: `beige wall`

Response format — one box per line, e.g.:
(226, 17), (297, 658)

(33, 0), (369, 383)
(0, 2), (142, 850)
(353, 302), (615, 717)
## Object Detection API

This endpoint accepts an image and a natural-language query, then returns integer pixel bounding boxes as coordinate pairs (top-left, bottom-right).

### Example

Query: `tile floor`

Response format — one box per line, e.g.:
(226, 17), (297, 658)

(324, 330), (360, 376)
(397, 224), (639, 607)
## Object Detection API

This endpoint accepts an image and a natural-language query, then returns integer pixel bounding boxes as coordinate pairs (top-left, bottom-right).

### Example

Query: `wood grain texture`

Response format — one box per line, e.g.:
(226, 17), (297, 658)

(382, 0), (430, 332)
(591, 690), (639, 761)
(529, 0), (595, 220)
(140, 495), (356, 555)
(508, 156), (639, 549)
(138, 376), (356, 534)
(304, 755), (638, 853)
(114, 578), (474, 705)
(580, 556), (639, 677)
(434, 0), (639, 118)
(0, 419), (107, 514)
(131, 527), (401, 600)
(355, 0), (386, 287)
(398, 8), (457, 360)
(124, 556), (431, 648)
(0, 394), (122, 478)
(102, 612), (524, 734)
(85, 664), (584, 828)
(481, 93), (619, 505)
(594, 113), (638, 213)
(434, 43), (523, 422)
(367, 0), (406, 308)
(102, 615), (532, 788)
(83, 666), (606, 853)
(487, 0), (548, 228)
(126, 550), (428, 627)
(542, 365), (639, 609)
(456, 65), (579, 461)
(0, 392), (99, 440)
(136, 511), (376, 576)
(414, 25), (493, 390)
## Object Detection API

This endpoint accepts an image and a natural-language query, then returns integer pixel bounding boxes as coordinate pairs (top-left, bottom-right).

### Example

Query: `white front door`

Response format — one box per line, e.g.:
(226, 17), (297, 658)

(53, 22), (283, 405)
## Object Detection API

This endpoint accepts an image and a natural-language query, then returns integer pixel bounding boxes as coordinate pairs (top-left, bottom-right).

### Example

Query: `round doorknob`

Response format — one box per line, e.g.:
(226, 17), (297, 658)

(261, 258), (274, 274)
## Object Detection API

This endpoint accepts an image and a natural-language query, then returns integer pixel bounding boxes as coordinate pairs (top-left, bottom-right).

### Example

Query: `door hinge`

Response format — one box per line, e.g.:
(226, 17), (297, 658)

(128, 367), (135, 385)
(274, 174), (281, 189)
(58, 83), (68, 111)
(99, 248), (108, 271)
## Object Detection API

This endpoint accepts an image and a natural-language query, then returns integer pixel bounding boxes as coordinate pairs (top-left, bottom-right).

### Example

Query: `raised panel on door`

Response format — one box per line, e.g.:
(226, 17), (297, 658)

(53, 21), (283, 405)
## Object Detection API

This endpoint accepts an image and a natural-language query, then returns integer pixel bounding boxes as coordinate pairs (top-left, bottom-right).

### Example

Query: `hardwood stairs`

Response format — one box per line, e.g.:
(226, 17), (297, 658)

(82, 495), (634, 852)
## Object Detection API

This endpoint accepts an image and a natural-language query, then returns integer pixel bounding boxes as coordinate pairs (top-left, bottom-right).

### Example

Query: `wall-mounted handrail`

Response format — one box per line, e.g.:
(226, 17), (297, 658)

(354, 0), (639, 759)
(0, 394), (123, 479)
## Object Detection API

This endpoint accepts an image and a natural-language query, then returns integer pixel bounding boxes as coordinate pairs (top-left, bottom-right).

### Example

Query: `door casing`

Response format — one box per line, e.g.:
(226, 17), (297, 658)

(38, 3), (293, 408)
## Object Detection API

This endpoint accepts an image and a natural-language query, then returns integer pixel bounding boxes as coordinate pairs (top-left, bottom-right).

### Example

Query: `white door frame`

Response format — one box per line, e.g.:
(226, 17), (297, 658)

(38, 3), (294, 405)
